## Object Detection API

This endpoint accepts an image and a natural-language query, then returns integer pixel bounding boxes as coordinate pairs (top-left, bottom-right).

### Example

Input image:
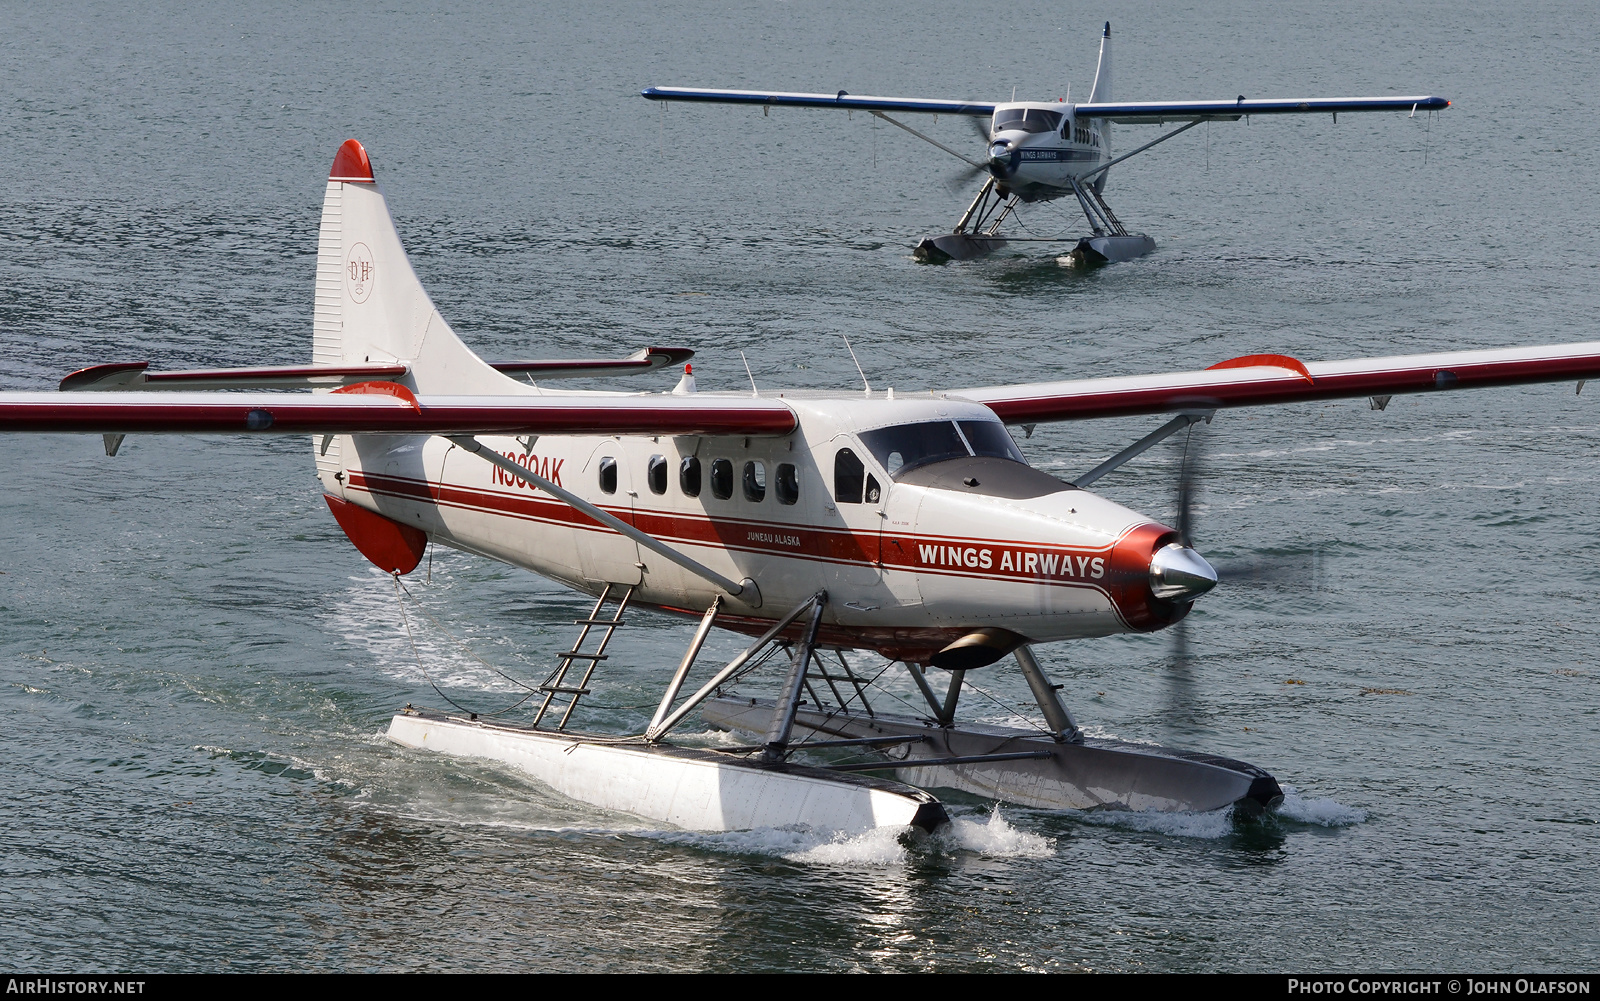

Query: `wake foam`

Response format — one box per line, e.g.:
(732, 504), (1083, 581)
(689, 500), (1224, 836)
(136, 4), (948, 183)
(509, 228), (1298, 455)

(941, 803), (1054, 857)
(648, 805), (1053, 865)
(1076, 805), (1237, 839)
(1274, 784), (1367, 826)
(786, 825), (912, 866)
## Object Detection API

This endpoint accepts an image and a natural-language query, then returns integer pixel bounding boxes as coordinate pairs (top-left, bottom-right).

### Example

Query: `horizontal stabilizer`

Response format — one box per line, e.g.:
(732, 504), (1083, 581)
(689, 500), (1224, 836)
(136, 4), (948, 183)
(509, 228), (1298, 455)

(643, 86), (995, 117)
(60, 347), (695, 392)
(1076, 95), (1449, 124)
(952, 342), (1600, 424)
(0, 390), (797, 437)
(59, 362), (409, 392)
(492, 347), (695, 381)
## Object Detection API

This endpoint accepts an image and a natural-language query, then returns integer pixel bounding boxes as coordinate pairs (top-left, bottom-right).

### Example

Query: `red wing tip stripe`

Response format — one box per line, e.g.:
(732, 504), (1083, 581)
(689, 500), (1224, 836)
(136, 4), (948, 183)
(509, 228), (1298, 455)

(1208, 354), (1314, 383)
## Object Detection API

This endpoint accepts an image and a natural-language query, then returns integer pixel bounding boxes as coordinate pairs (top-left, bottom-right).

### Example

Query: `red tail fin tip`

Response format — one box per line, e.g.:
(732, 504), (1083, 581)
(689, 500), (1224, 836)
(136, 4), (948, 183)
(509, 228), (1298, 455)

(329, 139), (375, 183)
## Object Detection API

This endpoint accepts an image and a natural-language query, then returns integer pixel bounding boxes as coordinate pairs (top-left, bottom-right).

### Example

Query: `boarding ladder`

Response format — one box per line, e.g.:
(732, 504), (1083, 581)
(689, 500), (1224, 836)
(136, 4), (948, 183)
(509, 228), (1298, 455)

(533, 583), (635, 730)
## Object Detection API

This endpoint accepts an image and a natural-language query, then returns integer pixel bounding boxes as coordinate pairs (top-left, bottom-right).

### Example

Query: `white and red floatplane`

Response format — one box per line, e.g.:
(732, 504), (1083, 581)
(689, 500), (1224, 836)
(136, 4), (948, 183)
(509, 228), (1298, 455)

(3, 139), (1595, 836)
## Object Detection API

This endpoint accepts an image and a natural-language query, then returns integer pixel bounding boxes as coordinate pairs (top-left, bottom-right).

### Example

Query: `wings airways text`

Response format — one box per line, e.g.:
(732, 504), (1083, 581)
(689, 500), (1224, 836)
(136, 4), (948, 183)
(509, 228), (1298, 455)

(917, 543), (1105, 579)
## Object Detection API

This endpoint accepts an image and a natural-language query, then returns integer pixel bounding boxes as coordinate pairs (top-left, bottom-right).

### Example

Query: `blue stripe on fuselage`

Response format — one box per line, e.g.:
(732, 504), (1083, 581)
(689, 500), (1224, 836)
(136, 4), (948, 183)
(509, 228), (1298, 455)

(1016, 148), (1101, 163)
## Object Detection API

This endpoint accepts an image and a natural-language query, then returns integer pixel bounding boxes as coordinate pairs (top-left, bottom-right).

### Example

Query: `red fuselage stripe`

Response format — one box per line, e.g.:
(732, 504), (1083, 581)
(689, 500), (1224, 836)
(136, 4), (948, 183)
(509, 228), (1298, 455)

(349, 471), (1134, 594)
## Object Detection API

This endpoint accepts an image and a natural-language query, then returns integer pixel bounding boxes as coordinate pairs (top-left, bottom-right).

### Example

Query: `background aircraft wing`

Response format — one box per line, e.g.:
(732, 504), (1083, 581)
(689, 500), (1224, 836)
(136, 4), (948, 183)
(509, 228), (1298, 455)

(951, 343), (1600, 424)
(1075, 95), (1449, 124)
(0, 388), (796, 437)
(643, 86), (995, 117)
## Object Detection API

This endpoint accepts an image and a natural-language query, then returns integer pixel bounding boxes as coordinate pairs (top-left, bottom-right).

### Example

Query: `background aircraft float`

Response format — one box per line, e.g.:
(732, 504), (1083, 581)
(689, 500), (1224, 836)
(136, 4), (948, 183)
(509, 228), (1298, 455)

(644, 23), (1450, 264)
(2, 140), (1590, 837)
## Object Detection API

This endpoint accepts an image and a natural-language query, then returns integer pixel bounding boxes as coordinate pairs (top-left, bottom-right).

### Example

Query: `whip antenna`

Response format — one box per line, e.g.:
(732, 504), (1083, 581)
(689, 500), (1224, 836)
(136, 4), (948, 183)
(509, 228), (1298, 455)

(740, 351), (759, 396)
(841, 333), (872, 395)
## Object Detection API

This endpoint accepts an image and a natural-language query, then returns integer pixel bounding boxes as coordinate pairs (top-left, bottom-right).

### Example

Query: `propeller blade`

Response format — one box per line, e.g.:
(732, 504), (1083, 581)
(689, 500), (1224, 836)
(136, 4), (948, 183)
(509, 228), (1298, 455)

(1212, 548), (1323, 591)
(1174, 425), (1202, 547)
(943, 159), (990, 193)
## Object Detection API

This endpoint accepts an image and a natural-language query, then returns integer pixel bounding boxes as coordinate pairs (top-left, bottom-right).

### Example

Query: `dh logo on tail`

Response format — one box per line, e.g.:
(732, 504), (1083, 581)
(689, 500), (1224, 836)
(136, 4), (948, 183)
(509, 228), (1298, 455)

(345, 242), (375, 303)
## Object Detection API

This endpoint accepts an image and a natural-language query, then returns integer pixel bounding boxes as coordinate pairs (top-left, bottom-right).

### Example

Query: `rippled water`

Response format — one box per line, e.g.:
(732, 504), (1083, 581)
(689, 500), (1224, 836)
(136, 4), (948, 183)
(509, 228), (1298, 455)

(3, 0), (1598, 972)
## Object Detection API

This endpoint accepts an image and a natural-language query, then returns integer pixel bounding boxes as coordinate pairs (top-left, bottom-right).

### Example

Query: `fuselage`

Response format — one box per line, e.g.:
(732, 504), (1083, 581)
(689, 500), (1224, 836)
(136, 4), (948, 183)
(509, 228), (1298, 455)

(323, 392), (1190, 663)
(985, 102), (1110, 202)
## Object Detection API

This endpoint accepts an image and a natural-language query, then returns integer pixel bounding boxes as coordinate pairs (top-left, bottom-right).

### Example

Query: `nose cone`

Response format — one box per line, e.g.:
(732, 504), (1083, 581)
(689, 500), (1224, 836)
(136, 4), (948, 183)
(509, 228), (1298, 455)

(1149, 543), (1218, 601)
(988, 151), (1016, 179)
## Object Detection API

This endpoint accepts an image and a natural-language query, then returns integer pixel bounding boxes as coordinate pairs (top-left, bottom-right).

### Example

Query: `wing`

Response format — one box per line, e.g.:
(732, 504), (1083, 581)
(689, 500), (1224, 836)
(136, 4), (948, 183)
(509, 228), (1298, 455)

(0, 389), (795, 437)
(59, 347), (696, 391)
(643, 86), (995, 117)
(1076, 95), (1449, 124)
(951, 343), (1600, 424)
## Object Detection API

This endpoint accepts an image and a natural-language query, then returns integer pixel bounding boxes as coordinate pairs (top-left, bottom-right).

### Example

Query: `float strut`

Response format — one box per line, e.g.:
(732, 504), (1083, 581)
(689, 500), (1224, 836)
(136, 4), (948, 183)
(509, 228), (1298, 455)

(762, 594), (828, 764)
(645, 596), (721, 738)
(1014, 645), (1082, 743)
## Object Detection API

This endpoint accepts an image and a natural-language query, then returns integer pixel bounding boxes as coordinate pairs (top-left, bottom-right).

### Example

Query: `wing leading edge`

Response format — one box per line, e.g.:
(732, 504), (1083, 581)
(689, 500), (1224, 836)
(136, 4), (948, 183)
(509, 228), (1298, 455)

(952, 343), (1600, 424)
(1075, 95), (1449, 124)
(642, 86), (995, 117)
(0, 390), (797, 437)
(642, 87), (1447, 125)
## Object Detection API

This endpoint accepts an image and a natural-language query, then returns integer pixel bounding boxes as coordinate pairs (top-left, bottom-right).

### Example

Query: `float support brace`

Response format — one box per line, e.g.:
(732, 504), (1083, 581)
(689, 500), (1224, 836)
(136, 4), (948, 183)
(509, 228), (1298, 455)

(762, 595), (828, 763)
(649, 591), (826, 741)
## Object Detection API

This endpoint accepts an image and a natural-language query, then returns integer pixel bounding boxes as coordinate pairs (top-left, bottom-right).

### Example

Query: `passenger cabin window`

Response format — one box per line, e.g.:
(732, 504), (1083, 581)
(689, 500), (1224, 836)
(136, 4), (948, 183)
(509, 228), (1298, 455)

(742, 461), (766, 502)
(775, 463), (799, 505)
(858, 420), (1025, 479)
(598, 456), (618, 494)
(709, 458), (733, 499)
(679, 456), (702, 497)
(647, 455), (667, 495)
(992, 108), (1063, 135)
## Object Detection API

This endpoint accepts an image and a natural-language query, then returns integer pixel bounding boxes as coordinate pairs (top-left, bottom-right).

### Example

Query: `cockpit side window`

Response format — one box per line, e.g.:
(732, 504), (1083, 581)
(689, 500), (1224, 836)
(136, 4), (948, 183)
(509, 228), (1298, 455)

(834, 447), (865, 503)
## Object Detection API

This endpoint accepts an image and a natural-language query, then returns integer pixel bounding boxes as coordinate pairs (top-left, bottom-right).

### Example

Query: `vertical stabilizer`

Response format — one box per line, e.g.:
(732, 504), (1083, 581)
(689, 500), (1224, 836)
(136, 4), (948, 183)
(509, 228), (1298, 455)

(312, 139), (519, 397)
(1086, 22), (1113, 193)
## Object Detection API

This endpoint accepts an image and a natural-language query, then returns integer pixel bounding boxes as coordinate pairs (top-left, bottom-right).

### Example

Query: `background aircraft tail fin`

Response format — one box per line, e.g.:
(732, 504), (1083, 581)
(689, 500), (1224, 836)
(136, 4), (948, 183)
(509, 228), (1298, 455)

(1087, 22), (1113, 192)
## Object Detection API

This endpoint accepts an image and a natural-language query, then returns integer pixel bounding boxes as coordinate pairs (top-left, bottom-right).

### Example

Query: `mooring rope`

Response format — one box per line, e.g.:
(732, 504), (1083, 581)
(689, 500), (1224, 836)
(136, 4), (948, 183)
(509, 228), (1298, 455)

(390, 573), (545, 718)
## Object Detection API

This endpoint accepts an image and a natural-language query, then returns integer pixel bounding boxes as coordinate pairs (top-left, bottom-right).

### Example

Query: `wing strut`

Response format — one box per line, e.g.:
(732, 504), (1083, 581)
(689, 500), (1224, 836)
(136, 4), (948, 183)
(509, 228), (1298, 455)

(1079, 117), (1203, 183)
(446, 435), (760, 605)
(869, 111), (985, 169)
(1071, 411), (1210, 487)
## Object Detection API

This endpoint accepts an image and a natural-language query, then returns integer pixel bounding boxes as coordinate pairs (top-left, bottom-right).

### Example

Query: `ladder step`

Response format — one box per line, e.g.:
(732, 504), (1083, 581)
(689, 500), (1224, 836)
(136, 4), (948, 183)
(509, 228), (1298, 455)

(572, 618), (627, 626)
(540, 685), (591, 695)
(558, 651), (608, 661)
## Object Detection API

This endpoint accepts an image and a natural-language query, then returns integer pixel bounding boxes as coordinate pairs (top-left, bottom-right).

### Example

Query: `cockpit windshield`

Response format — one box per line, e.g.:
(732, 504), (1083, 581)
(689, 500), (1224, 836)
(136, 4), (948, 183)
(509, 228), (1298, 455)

(858, 420), (1026, 477)
(991, 108), (1064, 135)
